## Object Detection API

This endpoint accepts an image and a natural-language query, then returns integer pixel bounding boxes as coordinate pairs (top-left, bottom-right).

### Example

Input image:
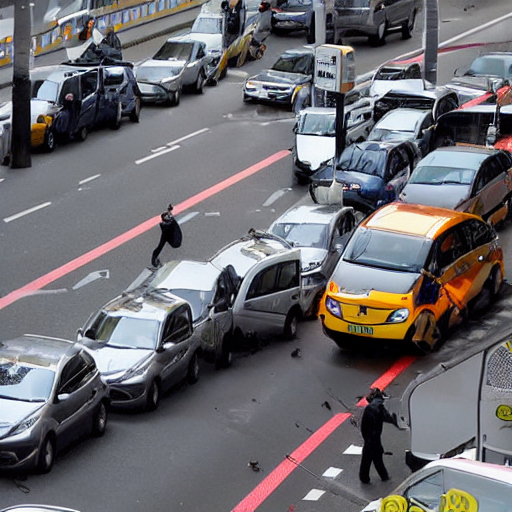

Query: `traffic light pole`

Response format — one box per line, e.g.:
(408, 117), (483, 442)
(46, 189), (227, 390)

(11, 1), (32, 168)
(335, 92), (345, 163)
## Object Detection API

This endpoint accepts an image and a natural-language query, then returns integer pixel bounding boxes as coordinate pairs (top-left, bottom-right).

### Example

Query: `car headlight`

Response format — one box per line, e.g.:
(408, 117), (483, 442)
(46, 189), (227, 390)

(342, 182), (361, 191)
(110, 357), (153, 384)
(245, 81), (257, 90)
(386, 308), (409, 323)
(10, 416), (40, 437)
(302, 261), (322, 273)
(325, 296), (343, 318)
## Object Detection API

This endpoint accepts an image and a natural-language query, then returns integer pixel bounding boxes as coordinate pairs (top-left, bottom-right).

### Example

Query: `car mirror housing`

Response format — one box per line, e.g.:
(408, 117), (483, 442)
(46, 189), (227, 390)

(57, 393), (71, 403)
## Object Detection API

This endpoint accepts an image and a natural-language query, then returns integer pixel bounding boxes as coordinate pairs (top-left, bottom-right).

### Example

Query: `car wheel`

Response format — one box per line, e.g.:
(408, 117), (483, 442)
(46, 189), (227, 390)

(369, 21), (387, 46)
(110, 102), (123, 130)
(129, 97), (141, 123)
(91, 401), (108, 437)
(294, 172), (309, 186)
(506, 195), (512, 220)
(187, 352), (200, 384)
(407, 312), (442, 354)
(37, 435), (55, 474)
(283, 309), (299, 340)
(43, 129), (55, 152)
(402, 10), (416, 40)
(195, 72), (205, 94)
(76, 125), (88, 142)
(215, 334), (233, 370)
(172, 87), (181, 106)
(487, 265), (503, 301)
(145, 380), (160, 412)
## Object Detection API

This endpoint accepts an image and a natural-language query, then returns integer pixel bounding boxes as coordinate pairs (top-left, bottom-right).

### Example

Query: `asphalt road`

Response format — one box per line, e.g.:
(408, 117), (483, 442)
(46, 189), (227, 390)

(1, 1), (512, 511)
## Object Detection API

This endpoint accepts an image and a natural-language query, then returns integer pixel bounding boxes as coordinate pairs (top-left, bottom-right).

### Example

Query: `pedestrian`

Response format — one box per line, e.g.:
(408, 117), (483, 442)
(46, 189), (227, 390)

(151, 203), (182, 268)
(359, 387), (399, 484)
(79, 17), (95, 41)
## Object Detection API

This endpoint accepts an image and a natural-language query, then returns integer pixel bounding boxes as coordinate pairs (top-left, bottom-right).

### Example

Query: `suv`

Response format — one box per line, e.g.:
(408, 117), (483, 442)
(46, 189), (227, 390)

(334, 0), (420, 46)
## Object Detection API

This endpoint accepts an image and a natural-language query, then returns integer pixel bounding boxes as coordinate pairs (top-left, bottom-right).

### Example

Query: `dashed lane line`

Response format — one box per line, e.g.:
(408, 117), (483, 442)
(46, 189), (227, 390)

(135, 144), (180, 165)
(3, 202), (52, 223)
(79, 174), (101, 185)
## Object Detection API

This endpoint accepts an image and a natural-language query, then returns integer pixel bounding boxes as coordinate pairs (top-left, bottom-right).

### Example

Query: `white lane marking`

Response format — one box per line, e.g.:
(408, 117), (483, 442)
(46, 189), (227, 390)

(0, 178), (4, 183)
(166, 127), (210, 147)
(79, 174), (101, 185)
(135, 145), (180, 165)
(262, 188), (292, 207)
(177, 212), (199, 224)
(227, 69), (249, 78)
(343, 444), (362, 455)
(4, 202), (52, 223)
(303, 489), (326, 501)
(151, 146), (168, 153)
(323, 467), (343, 478)
(204, 211), (220, 216)
(72, 270), (110, 290)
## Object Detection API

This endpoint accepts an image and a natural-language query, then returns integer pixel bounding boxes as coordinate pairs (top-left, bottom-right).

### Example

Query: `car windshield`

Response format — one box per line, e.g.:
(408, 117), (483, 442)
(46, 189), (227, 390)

(466, 56), (512, 78)
(136, 66), (181, 81)
(337, 145), (387, 178)
(277, 0), (312, 11)
(0, 361), (54, 402)
(272, 54), (311, 74)
(409, 165), (476, 185)
(92, 315), (160, 350)
(298, 112), (335, 136)
(153, 41), (194, 61)
(343, 227), (432, 273)
(270, 223), (328, 249)
(192, 16), (222, 33)
(163, 289), (214, 322)
(369, 127), (415, 142)
(31, 79), (59, 102)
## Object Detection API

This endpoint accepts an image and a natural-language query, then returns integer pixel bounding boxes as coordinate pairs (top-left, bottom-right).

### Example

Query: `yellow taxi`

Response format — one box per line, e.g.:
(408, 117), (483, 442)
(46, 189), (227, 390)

(319, 202), (505, 352)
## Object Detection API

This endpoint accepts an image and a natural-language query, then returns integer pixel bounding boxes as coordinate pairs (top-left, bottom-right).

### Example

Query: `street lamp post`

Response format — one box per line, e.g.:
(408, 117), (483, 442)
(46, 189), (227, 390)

(424, 0), (439, 85)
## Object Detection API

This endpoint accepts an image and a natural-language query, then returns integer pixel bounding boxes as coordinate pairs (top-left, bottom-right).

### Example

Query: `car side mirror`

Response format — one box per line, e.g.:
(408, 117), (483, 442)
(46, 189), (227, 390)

(76, 327), (83, 337)
(57, 393), (70, 403)
(84, 328), (96, 340)
(486, 125), (497, 146)
(159, 341), (174, 352)
(293, 124), (298, 134)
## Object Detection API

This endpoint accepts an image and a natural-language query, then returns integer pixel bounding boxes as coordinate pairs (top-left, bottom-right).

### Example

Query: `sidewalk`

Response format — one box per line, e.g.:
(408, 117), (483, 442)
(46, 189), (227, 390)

(0, 4), (201, 91)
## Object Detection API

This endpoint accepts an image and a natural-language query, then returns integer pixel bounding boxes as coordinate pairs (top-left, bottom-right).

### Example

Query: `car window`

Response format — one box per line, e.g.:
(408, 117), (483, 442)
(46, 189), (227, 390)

(81, 70), (98, 99)
(168, 306), (192, 343)
(58, 354), (90, 395)
(487, 155), (505, 181)
(461, 219), (495, 249)
(403, 470), (444, 509)
(497, 151), (512, 169)
(58, 76), (80, 104)
(247, 265), (278, 300)
(434, 227), (469, 271)
(276, 261), (299, 291)
(196, 44), (206, 59)
(104, 67), (125, 87)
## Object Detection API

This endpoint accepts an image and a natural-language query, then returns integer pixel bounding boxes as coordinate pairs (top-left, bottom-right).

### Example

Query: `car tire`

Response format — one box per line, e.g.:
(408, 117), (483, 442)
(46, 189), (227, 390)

(215, 334), (233, 370)
(369, 21), (387, 46)
(110, 102), (123, 130)
(487, 265), (503, 301)
(129, 97), (141, 123)
(145, 380), (160, 412)
(187, 352), (200, 384)
(283, 309), (299, 340)
(91, 401), (108, 437)
(37, 435), (55, 474)
(172, 87), (181, 106)
(195, 72), (205, 94)
(294, 173), (309, 186)
(506, 195), (512, 220)
(43, 129), (56, 152)
(401, 10), (416, 40)
(76, 125), (88, 142)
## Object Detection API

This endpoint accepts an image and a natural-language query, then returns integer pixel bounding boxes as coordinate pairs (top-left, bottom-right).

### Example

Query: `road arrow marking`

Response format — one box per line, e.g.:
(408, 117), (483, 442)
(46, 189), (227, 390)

(72, 270), (110, 290)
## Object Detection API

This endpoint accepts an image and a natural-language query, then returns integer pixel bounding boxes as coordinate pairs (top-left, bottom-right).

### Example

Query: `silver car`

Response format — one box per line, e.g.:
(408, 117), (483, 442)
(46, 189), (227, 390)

(269, 205), (356, 317)
(0, 335), (108, 473)
(78, 292), (201, 412)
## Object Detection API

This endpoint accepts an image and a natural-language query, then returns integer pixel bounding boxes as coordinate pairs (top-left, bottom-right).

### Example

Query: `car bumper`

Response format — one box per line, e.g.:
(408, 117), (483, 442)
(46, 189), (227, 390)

(272, 13), (309, 32)
(0, 428), (42, 471)
(244, 87), (294, 106)
(138, 83), (174, 104)
(107, 381), (148, 409)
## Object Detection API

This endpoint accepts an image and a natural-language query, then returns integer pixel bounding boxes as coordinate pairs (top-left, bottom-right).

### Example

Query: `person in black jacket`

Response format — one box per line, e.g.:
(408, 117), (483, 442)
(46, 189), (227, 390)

(151, 204), (182, 268)
(359, 388), (398, 484)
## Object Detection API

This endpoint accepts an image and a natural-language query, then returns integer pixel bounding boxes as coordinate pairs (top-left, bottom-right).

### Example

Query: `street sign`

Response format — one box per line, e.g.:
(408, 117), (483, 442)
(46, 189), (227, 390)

(314, 44), (356, 94)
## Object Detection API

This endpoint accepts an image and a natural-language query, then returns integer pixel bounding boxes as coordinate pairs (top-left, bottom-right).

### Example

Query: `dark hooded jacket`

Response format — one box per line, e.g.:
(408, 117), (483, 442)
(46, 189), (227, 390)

(360, 396), (397, 448)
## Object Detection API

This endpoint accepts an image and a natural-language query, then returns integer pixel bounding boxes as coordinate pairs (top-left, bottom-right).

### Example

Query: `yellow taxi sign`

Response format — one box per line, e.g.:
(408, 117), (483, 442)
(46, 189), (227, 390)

(314, 44), (356, 94)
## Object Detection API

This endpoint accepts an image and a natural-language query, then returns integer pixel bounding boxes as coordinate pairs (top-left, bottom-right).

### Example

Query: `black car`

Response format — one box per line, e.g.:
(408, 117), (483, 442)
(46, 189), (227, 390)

(243, 47), (314, 110)
(309, 140), (420, 213)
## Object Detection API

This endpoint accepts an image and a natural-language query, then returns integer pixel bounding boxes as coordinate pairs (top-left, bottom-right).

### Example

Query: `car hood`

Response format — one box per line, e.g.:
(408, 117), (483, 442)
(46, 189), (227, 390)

(0, 398), (45, 436)
(296, 134), (335, 170)
(0, 100), (60, 124)
(335, 170), (384, 190)
(300, 247), (328, 272)
(400, 183), (472, 210)
(332, 260), (420, 295)
(81, 342), (153, 375)
(252, 69), (310, 86)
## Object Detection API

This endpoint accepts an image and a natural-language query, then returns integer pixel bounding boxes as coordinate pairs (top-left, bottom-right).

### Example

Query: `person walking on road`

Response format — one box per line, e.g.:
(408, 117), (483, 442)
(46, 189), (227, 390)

(151, 203), (182, 268)
(359, 388), (399, 484)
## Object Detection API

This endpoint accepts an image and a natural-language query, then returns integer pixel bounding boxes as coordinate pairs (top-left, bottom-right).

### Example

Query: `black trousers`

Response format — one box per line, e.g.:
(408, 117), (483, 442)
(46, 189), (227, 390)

(359, 442), (389, 483)
(151, 234), (168, 266)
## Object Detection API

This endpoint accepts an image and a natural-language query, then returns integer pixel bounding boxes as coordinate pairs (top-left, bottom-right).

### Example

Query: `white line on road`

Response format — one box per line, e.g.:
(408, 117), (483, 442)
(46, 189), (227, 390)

(135, 145), (180, 165)
(4, 202), (52, 223)
(79, 174), (101, 185)
(166, 127), (210, 147)
(177, 212), (199, 224)
(262, 188), (292, 207)
(151, 146), (168, 153)
(227, 69), (249, 78)
(0, 178), (4, 183)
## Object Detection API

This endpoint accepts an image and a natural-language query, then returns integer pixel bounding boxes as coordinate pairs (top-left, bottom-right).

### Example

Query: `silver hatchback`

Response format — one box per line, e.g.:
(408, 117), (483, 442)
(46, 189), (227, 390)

(0, 335), (108, 473)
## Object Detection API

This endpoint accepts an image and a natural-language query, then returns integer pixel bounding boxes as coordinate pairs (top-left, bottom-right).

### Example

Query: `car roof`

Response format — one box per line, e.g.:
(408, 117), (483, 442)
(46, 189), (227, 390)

(30, 65), (90, 82)
(271, 204), (345, 226)
(361, 202), (480, 239)
(381, 85), (455, 100)
(0, 335), (77, 369)
(375, 108), (430, 129)
(147, 260), (222, 292)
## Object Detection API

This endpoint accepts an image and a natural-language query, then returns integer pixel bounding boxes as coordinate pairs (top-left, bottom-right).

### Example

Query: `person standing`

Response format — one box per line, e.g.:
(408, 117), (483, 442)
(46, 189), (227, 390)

(359, 388), (398, 484)
(151, 204), (182, 268)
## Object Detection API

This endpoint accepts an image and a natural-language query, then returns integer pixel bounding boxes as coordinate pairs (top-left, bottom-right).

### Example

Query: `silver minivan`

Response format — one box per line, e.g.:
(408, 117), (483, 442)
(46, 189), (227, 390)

(210, 230), (303, 341)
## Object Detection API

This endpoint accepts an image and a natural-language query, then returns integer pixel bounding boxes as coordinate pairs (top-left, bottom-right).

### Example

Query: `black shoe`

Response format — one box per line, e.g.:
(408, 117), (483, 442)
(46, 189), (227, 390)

(381, 475), (390, 482)
(151, 258), (161, 268)
(360, 478), (370, 484)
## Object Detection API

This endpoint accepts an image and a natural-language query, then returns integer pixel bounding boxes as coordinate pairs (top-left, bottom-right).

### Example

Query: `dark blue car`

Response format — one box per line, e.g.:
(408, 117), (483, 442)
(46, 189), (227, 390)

(309, 140), (420, 213)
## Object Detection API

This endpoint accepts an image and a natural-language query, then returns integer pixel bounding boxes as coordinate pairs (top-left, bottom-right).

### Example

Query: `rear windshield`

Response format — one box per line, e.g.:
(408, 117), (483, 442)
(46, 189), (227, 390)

(337, 144), (387, 178)
(272, 53), (312, 75)
(153, 42), (194, 61)
(298, 112), (335, 136)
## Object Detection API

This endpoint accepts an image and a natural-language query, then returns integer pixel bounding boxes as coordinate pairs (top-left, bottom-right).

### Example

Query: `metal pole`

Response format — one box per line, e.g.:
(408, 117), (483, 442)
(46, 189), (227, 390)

(11, 1), (32, 168)
(423, 0), (438, 85)
(335, 91), (345, 163)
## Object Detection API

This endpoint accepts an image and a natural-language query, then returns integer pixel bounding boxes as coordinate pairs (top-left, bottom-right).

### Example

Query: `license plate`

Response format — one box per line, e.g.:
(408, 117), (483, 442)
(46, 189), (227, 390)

(348, 324), (373, 335)
(259, 91), (269, 99)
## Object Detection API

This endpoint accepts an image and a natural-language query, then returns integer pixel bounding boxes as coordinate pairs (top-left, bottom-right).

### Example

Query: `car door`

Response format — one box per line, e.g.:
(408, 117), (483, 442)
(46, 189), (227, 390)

(383, 147), (410, 202)
(104, 66), (131, 113)
(211, 272), (235, 347)
(326, 211), (355, 276)
(77, 69), (99, 129)
(158, 306), (194, 389)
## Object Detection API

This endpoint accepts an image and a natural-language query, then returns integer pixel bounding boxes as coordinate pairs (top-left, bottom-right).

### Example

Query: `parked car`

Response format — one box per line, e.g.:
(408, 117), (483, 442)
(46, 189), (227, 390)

(292, 105), (374, 184)
(319, 202), (504, 353)
(209, 229), (303, 341)
(399, 146), (512, 226)
(136, 37), (208, 105)
(0, 104), (11, 165)
(0, 335), (109, 473)
(367, 108), (434, 157)
(271, 0), (335, 44)
(309, 140), (420, 213)
(333, 0), (420, 46)
(361, 459), (512, 512)
(77, 292), (201, 411)
(268, 204), (356, 317)
(373, 84), (459, 123)
(369, 61), (425, 100)
(129, 260), (240, 369)
(243, 47), (314, 110)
